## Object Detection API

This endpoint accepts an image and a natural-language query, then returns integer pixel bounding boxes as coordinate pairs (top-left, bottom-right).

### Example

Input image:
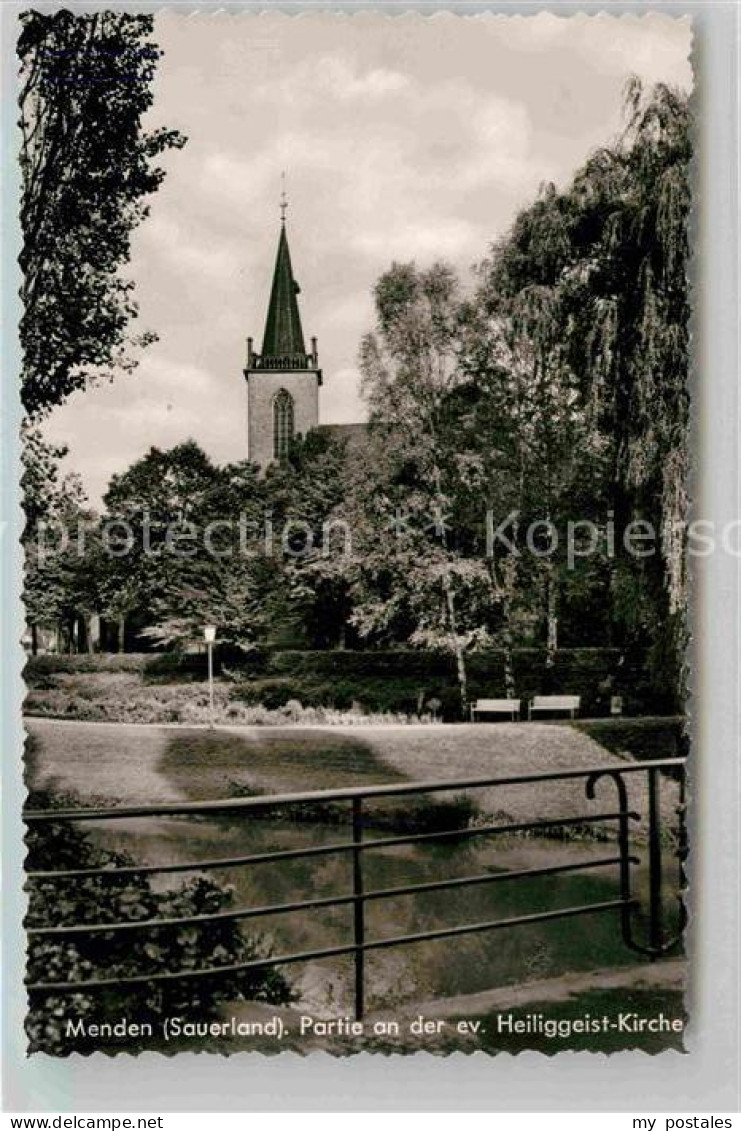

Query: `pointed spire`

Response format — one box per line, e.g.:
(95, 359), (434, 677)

(261, 218), (306, 359)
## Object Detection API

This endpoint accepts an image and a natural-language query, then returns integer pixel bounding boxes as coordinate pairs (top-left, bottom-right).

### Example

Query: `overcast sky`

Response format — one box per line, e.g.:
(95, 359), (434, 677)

(43, 11), (692, 506)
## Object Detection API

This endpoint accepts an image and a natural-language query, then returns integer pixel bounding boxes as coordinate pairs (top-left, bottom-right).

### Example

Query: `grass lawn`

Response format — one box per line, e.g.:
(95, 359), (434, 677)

(25, 716), (681, 834)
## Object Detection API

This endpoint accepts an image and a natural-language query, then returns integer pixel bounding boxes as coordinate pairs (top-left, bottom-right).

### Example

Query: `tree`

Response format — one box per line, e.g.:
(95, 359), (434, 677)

(22, 463), (103, 654)
(579, 80), (691, 697)
(139, 555), (279, 653)
(263, 430), (359, 649)
(354, 262), (493, 712)
(20, 422), (70, 546)
(101, 441), (225, 647)
(101, 441), (279, 651)
(18, 11), (185, 416)
(473, 260), (604, 668)
(454, 314), (537, 685)
(476, 79), (691, 705)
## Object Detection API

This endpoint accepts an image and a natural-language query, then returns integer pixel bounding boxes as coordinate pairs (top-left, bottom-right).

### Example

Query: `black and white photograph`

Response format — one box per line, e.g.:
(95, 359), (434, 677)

(17, 9), (694, 1060)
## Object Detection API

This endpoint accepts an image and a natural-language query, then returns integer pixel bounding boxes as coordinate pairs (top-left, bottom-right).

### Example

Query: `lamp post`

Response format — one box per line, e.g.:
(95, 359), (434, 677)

(204, 625), (217, 728)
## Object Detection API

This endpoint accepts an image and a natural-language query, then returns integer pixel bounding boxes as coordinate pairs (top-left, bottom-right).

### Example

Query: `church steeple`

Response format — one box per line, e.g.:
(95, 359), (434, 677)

(243, 191), (322, 470)
(261, 222), (307, 361)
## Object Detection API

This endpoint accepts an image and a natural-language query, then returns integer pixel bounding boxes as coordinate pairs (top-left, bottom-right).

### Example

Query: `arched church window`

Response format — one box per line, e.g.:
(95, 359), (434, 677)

(273, 388), (295, 461)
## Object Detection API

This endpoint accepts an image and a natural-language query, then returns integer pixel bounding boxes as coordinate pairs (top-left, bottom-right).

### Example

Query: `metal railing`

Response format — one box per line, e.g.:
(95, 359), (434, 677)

(24, 757), (686, 1020)
(250, 353), (316, 370)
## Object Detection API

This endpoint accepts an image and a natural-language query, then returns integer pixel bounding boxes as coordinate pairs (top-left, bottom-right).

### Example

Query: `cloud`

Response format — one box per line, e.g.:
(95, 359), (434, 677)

(350, 217), (480, 262)
(134, 356), (216, 395)
(250, 54), (411, 106)
(488, 13), (692, 89)
(138, 213), (241, 283)
(189, 73), (543, 277)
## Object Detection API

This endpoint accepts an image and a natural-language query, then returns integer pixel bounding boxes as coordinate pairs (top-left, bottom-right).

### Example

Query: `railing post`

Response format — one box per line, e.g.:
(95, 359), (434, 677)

(351, 797), (365, 1021)
(647, 766), (663, 952)
(616, 784), (633, 932)
(586, 768), (636, 951)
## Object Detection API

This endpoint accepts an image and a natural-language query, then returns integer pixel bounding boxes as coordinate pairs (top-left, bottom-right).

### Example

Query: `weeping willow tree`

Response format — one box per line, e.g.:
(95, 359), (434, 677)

(576, 79), (690, 708)
(575, 80), (690, 610)
(479, 79), (691, 707)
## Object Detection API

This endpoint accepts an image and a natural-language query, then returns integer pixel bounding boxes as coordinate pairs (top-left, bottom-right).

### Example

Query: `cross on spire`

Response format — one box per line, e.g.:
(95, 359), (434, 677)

(280, 171), (288, 224)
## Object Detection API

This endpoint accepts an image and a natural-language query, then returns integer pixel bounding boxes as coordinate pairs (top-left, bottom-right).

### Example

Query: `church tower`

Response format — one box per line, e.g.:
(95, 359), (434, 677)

(244, 190), (322, 469)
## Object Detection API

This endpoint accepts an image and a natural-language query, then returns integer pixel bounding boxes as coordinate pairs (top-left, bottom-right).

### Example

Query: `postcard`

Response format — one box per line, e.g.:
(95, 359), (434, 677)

(18, 9), (692, 1059)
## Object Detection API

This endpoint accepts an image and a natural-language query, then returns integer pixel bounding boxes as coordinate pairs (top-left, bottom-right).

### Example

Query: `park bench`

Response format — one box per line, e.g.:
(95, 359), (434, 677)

(470, 697), (521, 722)
(528, 694), (581, 720)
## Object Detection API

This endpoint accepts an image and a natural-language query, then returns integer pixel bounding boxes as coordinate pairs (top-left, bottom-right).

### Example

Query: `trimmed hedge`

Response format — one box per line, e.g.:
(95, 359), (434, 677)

(25, 651), (217, 683)
(262, 647), (654, 717)
(26, 652), (154, 675)
(25, 646), (661, 718)
(267, 649), (454, 679)
(24, 646), (263, 682)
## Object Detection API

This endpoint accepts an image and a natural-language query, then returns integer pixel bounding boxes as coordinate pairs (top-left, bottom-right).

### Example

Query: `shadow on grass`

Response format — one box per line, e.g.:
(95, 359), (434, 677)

(157, 727), (480, 833)
(158, 726), (397, 788)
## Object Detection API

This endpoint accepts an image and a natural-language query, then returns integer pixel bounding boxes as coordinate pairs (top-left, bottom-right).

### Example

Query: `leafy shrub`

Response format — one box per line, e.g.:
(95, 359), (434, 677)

(25, 792), (292, 1054)
(228, 780), (479, 834)
(143, 653), (209, 681)
(23, 681), (423, 727)
(234, 678), (302, 710)
(281, 699), (305, 721)
(234, 674), (442, 715)
(366, 793), (479, 835)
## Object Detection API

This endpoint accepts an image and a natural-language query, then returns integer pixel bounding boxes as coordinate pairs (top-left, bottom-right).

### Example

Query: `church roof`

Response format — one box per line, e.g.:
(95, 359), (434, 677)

(318, 423), (370, 443)
(261, 223), (307, 358)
